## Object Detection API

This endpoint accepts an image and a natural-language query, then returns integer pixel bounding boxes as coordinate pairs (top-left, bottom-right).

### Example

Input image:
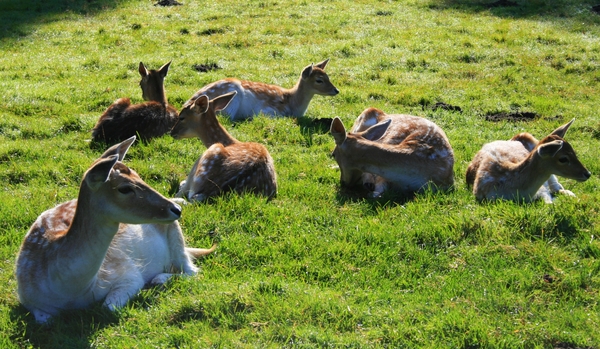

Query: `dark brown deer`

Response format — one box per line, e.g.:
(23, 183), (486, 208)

(92, 61), (178, 144)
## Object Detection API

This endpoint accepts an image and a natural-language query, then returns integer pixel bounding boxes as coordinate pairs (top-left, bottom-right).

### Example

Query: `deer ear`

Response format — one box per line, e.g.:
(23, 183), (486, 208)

(138, 62), (148, 78)
(301, 64), (313, 80)
(330, 117), (347, 145)
(211, 91), (236, 112)
(100, 136), (135, 161)
(360, 119), (391, 141)
(158, 61), (171, 77)
(314, 58), (330, 70)
(550, 118), (574, 138)
(537, 140), (564, 159)
(85, 155), (118, 191)
(193, 95), (210, 114)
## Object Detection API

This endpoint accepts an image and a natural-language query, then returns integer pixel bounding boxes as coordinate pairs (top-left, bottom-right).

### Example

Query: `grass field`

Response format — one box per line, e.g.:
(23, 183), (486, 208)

(1, 0), (599, 348)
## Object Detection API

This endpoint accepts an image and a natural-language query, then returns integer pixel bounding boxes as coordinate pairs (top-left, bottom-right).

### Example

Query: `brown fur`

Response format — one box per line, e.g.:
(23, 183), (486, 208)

(92, 62), (178, 144)
(171, 92), (277, 202)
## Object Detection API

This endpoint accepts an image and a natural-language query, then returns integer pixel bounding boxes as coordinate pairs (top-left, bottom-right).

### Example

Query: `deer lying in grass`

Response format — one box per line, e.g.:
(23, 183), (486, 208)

(15, 136), (216, 323)
(466, 119), (591, 203)
(330, 107), (455, 197)
(92, 61), (178, 144)
(186, 59), (339, 121)
(170, 91), (277, 202)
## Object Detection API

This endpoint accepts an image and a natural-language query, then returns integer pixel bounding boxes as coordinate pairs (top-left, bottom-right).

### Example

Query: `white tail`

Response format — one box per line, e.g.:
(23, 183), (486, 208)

(92, 61), (178, 143)
(466, 119), (591, 203)
(15, 136), (215, 323)
(170, 92), (277, 201)
(186, 59), (339, 120)
(330, 107), (455, 197)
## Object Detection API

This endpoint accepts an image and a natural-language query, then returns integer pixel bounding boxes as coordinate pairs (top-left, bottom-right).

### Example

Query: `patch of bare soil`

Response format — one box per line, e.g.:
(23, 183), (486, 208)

(154, 0), (182, 6)
(192, 63), (221, 73)
(430, 102), (462, 113)
(485, 111), (538, 122)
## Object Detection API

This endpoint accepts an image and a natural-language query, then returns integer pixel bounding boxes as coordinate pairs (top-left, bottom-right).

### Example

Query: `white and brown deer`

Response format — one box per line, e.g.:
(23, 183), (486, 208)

(92, 61), (179, 144)
(15, 136), (216, 323)
(170, 91), (277, 202)
(466, 119), (591, 203)
(186, 59), (339, 121)
(330, 107), (455, 197)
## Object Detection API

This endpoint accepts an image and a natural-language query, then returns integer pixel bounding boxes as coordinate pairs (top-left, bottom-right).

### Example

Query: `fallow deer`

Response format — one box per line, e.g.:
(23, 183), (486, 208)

(186, 59), (339, 121)
(15, 136), (216, 323)
(330, 107), (455, 197)
(92, 61), (178, 144)
(466, 119), (591, 203)
(170, 91), (277, 202)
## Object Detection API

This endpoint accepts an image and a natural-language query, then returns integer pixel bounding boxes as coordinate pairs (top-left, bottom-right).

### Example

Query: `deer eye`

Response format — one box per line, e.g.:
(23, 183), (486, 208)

(118, 186), (134, 194)
(558, 156), (569, 164)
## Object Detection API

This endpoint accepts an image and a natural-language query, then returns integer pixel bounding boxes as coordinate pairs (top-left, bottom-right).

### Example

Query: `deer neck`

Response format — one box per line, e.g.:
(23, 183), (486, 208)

(49, 188), (121, 292)
(507, 153), (553, 195)
(144, 84), (168, 106)
(283, 79), (315, 117)
(197, 112), (238, 148)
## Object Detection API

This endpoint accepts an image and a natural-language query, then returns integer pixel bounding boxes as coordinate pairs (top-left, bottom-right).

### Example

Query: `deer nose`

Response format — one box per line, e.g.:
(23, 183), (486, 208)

(170, 204), (182, 218)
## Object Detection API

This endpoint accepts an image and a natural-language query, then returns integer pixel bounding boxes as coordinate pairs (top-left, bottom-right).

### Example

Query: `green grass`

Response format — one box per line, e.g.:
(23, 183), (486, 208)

(1, 0), (600, 348)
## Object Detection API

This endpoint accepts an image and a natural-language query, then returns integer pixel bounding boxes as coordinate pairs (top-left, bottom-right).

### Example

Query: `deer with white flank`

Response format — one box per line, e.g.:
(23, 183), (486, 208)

(186, 59), (339, 121)
(466, 119), (591, 203)
(15, 136), (216, 323)
(170, 91), (277, 202)
(330, 107), (455, 197)
(92, 61), (178, 144)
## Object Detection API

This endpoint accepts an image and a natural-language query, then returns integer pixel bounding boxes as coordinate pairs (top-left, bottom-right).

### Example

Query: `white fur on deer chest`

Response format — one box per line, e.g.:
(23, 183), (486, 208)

(109, 224), (174, 283)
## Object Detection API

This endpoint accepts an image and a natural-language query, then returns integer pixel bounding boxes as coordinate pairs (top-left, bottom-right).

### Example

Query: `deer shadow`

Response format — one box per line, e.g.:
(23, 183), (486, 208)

(9, 303), (119, 349)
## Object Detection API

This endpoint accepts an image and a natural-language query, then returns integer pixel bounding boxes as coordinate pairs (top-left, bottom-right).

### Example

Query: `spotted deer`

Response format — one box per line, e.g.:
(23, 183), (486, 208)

(170, 91), (277, 202)
(92, 61), (178, 144)
(330, 107), (455, 197)
(466, 119), (591, 203)
(186, 59), (339, 121)
(15, 136), (216, 323)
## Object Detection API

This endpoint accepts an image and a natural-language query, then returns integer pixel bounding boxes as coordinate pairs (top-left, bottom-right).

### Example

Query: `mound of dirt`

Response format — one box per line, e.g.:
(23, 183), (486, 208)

(430, 102), (462, 113)
(192, 63), (221, 73)
(155, 0), (182, 6)
(485, 111), (538, 122)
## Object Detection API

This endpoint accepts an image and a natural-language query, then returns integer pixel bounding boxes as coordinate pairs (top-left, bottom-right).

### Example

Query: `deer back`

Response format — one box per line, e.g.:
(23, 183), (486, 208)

(179, 142), (277, 202)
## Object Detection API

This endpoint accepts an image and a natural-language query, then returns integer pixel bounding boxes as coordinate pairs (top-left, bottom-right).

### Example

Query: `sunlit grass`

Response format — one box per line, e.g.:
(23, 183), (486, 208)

(0, 0), (599, 348)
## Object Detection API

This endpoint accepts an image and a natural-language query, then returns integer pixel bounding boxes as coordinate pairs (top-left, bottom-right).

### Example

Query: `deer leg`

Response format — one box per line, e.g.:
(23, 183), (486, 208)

(103, 273), (145, 311)
(547, 175), (576, 197)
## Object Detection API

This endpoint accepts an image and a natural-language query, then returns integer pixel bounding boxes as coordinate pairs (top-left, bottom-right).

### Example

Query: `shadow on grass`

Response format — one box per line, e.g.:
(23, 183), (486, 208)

(428, 0), (600, 21)
(9, 303), (119, 349)
(0, 0), (131, 40)
(334, 185), (415, 214)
